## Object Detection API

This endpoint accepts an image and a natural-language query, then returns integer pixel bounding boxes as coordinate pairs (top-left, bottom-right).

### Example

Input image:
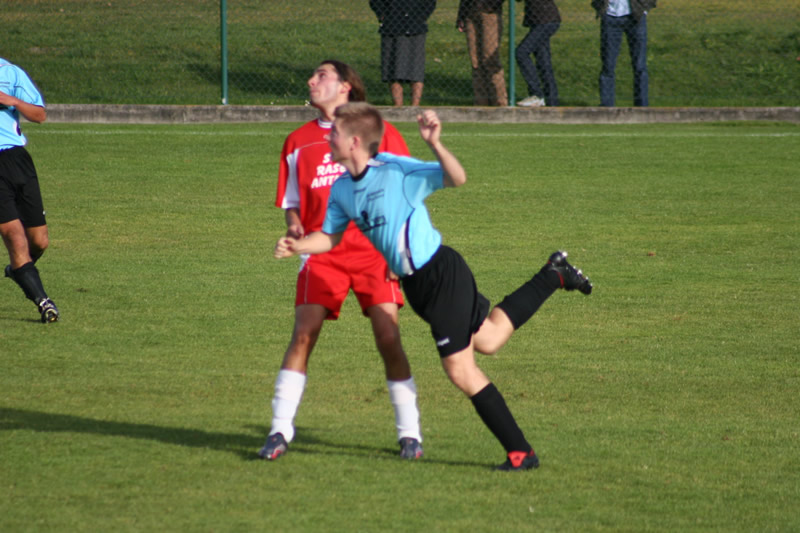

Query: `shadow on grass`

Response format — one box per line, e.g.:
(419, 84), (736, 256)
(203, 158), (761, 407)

(1, 407), (261, 460)
(1, 408), (491, 469)
(262, 426), (492, 469)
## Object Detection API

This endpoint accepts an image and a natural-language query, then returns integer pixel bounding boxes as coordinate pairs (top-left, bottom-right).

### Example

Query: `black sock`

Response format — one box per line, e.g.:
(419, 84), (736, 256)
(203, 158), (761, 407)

(470, 383), (531, 453)
(11, 262), (48, 303)
(495, 269), (559, 330)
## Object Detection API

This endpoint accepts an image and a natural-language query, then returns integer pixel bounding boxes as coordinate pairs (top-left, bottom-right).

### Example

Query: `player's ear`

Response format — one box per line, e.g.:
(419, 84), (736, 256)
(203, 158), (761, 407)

(350, 133), (361, 152)
(340, 81), (352, 97)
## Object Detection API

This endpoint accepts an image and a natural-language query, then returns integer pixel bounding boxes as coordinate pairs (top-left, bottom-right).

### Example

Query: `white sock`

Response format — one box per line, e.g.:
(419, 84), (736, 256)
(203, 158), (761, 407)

(269, 369), (307, 443)
(387, 377), (422, 442)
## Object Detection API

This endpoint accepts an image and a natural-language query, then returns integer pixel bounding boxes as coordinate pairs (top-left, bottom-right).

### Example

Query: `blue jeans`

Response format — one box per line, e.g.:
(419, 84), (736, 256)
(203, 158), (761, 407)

(515, 22), (560, 106)
(599, 14), (648, 106)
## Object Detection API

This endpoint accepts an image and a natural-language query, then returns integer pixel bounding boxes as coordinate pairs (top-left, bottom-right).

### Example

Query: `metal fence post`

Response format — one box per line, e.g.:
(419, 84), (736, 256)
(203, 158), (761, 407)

(220, 0), (229, 105)
(508, 0), (516, 107)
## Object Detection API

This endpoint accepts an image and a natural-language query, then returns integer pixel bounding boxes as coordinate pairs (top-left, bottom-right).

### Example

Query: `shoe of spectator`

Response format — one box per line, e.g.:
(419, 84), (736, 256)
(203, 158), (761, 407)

(517, 95), (546, 107)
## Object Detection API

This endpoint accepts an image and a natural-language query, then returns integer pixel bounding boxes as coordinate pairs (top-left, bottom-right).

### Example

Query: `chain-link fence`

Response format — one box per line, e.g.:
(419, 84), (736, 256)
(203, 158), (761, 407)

(5, 0), (799, 107)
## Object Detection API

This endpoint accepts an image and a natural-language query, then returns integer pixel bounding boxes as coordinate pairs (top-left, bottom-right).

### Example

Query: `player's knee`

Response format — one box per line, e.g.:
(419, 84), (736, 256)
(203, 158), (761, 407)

(288, 325), (321, 354)
(374, 328), (402, 354)
(442, 362), (476, 393)
(29, 238), (49, 259)
(474, 334), (506, 355)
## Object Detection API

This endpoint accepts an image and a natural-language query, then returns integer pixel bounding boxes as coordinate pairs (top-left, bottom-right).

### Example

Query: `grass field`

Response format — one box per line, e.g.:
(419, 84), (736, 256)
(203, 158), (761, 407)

(1, 119), (799, 531)
(5, 0), (800, 106)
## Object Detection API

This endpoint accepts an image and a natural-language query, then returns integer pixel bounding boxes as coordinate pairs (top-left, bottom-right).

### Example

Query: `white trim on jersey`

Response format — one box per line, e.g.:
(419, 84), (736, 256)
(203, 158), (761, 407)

(397, 219), (414, 276)
(281, 149), (301, 210)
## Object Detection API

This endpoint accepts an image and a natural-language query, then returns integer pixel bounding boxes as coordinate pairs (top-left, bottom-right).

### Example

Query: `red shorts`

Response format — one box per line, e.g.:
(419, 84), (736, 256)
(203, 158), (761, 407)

(295, 238), (404, 320)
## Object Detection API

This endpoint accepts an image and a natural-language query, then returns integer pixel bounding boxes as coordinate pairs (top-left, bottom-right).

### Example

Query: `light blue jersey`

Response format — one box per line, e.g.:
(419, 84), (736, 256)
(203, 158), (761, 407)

(0, 58), (45, 150)
(323, 152), (444, 277)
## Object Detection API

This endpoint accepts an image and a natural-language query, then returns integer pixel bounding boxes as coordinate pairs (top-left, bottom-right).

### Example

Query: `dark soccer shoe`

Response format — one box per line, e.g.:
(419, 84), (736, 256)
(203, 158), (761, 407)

(37, 298), (60, 323)
(4, 265), (12, 279)
(258, 432), (288, 460)
(544, 251), (592, 295)
(496, 450), (540, 471)
(398, 437), (424, 460)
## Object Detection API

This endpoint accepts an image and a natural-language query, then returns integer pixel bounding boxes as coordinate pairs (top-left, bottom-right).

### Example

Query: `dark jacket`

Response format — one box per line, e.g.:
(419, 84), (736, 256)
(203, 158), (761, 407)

(370, 0), (437, 36)
(591, 0), (656, 21)
(518, 0), (560, 26)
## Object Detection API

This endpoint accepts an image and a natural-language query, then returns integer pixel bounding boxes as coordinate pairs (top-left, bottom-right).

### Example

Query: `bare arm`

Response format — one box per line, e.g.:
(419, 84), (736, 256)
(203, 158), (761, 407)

(417, 110), (466, 188)
(0, 91), (46, 123)
(283, 207), (305, 239)
(274, 231), (343, 259)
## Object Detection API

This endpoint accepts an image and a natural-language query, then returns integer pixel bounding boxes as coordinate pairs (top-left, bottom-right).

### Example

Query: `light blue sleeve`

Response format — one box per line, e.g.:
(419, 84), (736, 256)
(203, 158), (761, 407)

(0, 61), (45, 148)
(0, 62), (45, 106)
(395, 156), (443, 208)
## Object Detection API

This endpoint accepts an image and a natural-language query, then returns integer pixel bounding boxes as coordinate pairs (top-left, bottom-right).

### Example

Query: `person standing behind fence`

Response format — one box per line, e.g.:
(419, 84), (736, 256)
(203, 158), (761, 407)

(514, 0), (560, 107)
(370, 0), (437, 107)
(592, 0), (656, 107)
(0, 58), (59, 323)
(457, 0), (508, 106)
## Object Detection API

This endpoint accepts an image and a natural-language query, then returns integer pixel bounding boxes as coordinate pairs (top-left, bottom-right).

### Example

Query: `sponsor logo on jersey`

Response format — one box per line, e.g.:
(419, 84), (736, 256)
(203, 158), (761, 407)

(358, 210), (386, 232)
(311, 153), (345, 189)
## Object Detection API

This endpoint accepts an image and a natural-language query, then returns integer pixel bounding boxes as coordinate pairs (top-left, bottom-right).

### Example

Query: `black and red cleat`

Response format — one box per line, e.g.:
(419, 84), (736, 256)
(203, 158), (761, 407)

(544, 251), (592, 295)
(496, 450), (540, 471)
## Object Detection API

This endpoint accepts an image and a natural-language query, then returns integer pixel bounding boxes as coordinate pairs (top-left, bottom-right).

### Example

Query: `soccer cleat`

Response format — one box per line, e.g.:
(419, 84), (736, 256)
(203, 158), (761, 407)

(4, 265), (12, 279)
(398, 437), (423, 460)
(544, 251), (592, 295)
(258, 432), (288, 460)
(496, 450), (540, 471)
(517, 95), (546, 107)
(37, 298), (59, 323)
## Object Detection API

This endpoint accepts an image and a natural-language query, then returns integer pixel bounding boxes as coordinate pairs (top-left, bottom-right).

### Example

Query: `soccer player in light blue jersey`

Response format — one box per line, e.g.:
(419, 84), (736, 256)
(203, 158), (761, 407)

(274, 102), (592, 470)
(0, 58), (58, 323)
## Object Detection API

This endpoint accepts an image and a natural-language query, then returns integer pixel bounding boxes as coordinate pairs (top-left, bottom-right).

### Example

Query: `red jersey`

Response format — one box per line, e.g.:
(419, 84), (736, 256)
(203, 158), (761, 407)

(275, 118), (409, 237)
(275, 117), (409, 317)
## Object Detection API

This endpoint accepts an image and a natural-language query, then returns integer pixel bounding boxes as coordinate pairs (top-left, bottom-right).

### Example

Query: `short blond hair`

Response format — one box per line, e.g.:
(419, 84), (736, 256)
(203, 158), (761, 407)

(333, 102), (384, 157)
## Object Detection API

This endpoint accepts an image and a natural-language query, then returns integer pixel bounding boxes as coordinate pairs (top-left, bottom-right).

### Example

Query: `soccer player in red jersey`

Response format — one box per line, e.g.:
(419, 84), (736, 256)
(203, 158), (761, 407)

(259, 60), (423, 461)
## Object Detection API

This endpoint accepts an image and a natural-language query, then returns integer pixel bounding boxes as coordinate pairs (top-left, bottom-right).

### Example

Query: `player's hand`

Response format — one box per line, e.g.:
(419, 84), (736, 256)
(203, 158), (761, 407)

(274, 236), (297, 259)
(386, 266), (399, 281)
(286, 223), (305, 240)
(417, 110), (441, 146)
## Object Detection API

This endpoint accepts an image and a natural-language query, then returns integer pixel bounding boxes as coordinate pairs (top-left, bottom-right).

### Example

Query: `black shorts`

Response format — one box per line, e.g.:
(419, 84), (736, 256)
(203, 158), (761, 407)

(401, 245), (490, 357)
(0, 146), (46, 226)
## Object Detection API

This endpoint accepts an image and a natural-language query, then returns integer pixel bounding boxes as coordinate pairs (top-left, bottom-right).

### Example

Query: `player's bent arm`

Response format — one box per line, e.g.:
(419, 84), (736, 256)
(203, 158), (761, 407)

(284, 207), (305, 239)
(274, 231), (342, 259)
(430, 141), (467, 188)
(417, 110), (466, 188)
(0, 93), (46, 123)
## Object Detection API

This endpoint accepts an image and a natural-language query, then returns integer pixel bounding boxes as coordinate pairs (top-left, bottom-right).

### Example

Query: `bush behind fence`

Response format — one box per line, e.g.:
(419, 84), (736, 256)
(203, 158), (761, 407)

(5, 0), (799, 107)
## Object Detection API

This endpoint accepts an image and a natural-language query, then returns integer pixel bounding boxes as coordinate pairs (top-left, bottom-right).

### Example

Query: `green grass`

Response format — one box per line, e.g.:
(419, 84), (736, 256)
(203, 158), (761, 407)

(2, 120), (799, 531)
(5, 0), (799, 106)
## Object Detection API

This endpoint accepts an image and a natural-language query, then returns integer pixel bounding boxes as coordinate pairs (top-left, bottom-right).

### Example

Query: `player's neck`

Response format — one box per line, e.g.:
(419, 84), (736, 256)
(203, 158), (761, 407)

(343, 151), (370, 177)
(317, 101), (346, 123)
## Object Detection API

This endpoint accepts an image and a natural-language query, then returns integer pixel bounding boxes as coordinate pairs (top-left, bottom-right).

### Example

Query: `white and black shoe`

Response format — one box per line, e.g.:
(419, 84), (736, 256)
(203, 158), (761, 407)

(37, 297), (60, 323)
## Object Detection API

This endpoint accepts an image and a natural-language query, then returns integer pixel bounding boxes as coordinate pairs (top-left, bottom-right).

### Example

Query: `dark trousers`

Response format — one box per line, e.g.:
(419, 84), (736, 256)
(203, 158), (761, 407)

(599, 13), (648, 106)
(515, 22), (560, 106)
